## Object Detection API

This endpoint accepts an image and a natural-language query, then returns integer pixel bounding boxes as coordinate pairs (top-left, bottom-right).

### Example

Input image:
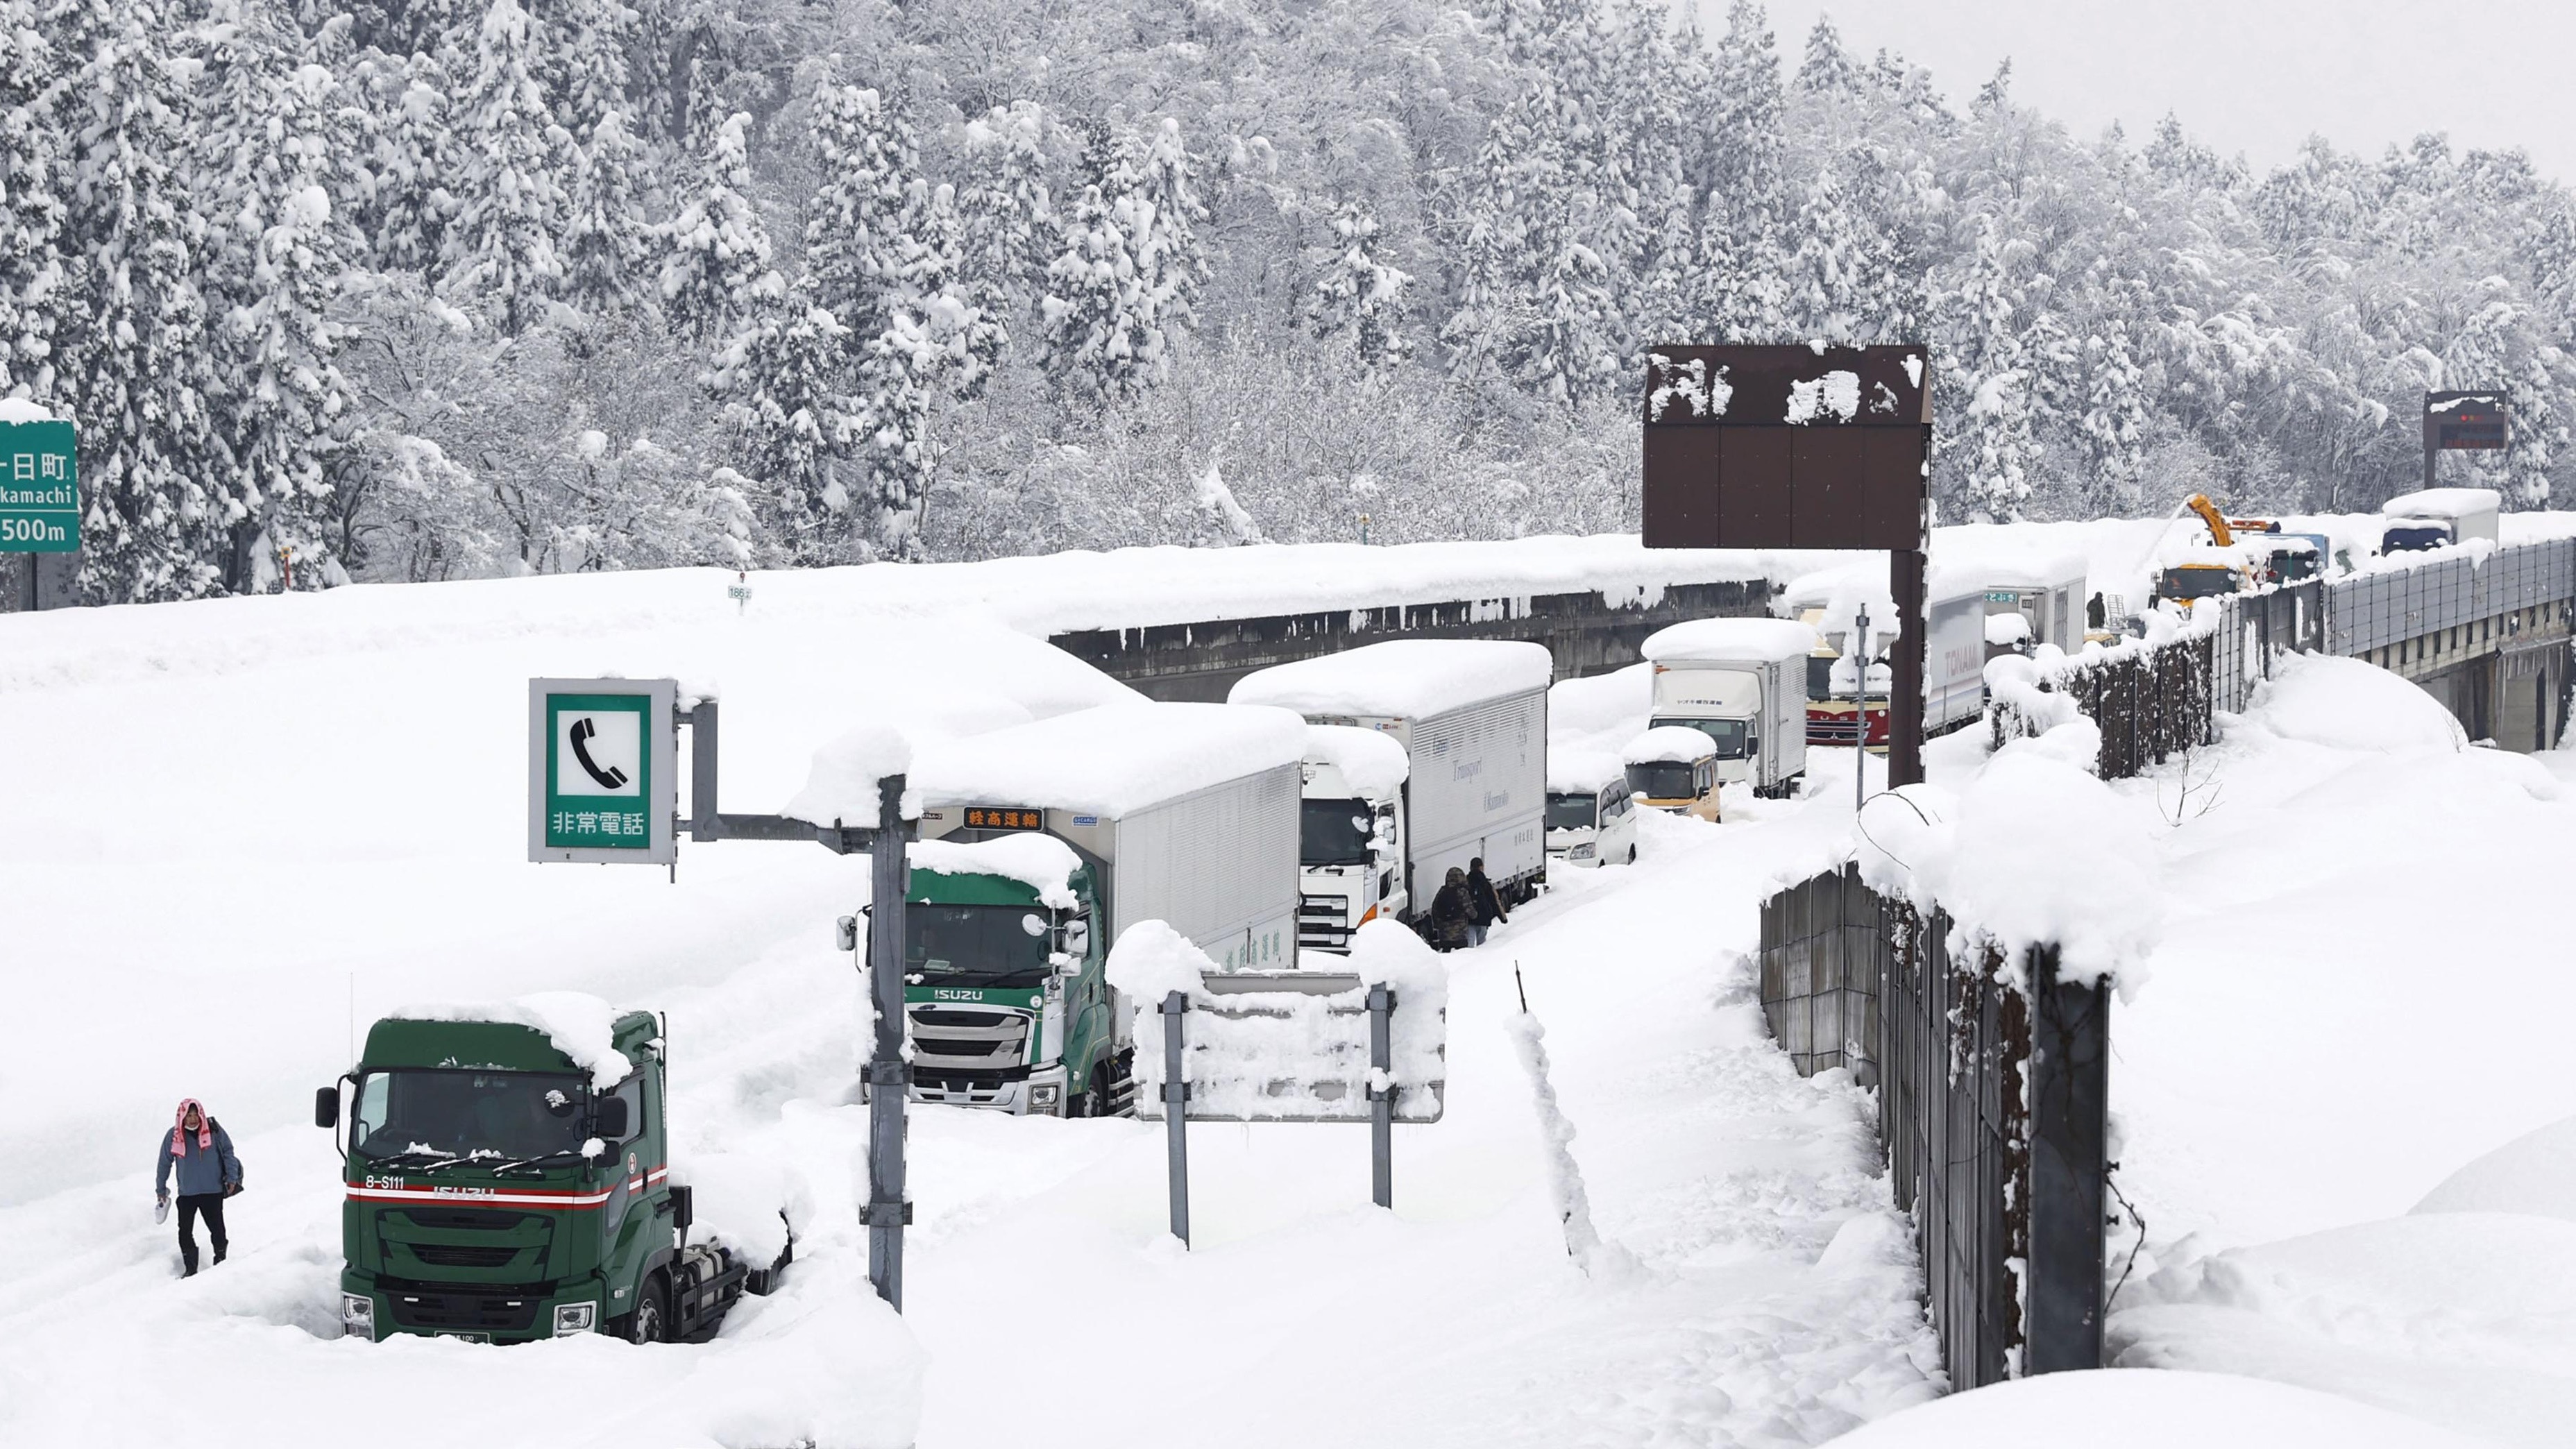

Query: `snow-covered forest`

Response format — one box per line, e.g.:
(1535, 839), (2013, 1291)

(5, 0), (2573, 603)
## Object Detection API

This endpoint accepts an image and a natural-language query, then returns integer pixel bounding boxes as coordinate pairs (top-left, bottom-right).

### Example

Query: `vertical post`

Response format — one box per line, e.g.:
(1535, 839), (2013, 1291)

(1160, 992), (1191, 1246)
(1367, 985), (1396, 1209)
(687, 700), (720, 840)
(864, 774), (910, 1310)
(1853, 602), (1871, 811)
(1889, 548), (1927, 788)
(2023, 946), (2110, 1374)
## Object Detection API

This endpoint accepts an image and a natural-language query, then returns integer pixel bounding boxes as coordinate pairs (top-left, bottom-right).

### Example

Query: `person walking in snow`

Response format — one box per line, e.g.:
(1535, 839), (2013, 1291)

(155, 1098), (242, 1277)
(1430, 866), (1472, 951)
(1466, 857), (1509, 947)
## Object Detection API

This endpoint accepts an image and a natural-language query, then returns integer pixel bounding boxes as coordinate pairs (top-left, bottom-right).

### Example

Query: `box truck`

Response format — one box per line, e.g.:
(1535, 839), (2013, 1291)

(1641, 618), (1815, 796)
(1230, 640), (1552, 944)
(904, 702), (1306, 1115)
(1774, 573), (1988, 747)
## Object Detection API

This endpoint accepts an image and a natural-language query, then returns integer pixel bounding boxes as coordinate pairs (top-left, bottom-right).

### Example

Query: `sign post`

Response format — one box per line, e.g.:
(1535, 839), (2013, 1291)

(2424, 390), (2508, 491)
(1, 410), (77, 612)
(1640, 345), (1935, 786)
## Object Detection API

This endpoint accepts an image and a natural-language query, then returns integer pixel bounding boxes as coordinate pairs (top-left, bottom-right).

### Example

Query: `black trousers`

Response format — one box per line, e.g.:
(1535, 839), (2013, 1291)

(177, 1193), (227, 1270)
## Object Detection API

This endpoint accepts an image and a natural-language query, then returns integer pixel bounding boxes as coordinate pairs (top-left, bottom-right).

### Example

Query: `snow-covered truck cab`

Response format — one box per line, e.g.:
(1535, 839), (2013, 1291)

(317, 1003), (785, 1346)
(1292, 725), (1411, 950)
(1639, 618), (1815, 798)
(1230, 639), (1553, 928)
(904, 702), (1307, 1115)
(2379, 486), (2502, 556)
(1623, 725), (1723, 822)
(1545, 748), (1636, 867)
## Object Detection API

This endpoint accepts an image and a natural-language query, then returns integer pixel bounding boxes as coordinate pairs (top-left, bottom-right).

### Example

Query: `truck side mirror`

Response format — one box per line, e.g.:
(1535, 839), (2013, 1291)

(314, 1086), (339, 1130)
(669, 1184), (693, 1235)
(593, 1096), (631, 1139)
(836, 915), (859, 953)
(1062, 917), (1091, 960)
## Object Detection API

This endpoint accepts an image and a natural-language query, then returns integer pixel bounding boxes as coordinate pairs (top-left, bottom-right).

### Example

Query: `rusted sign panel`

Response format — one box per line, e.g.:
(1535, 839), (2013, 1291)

(1641, 344), (1931, 550)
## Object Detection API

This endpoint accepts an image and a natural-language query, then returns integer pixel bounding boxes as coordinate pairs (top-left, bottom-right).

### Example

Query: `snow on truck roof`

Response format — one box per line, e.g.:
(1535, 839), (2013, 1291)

(384, 992), (638, 1090)
(1227, 639), (1553, 719)
(910, 833), (1083, 908)
(1304, 724), (1409, 800)
(2380, 486), (2500, 520)
(1549, 748), (1629, 794)
(1642, 618), (1819, 664)
(910, 702), (1306, 817)
(1625, 725), (1718, 765)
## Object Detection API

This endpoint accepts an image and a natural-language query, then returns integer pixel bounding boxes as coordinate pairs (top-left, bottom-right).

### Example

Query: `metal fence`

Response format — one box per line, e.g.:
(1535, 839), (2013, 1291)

(2325, 538), (2576, 657)
(1759, 865), (2109, 1389)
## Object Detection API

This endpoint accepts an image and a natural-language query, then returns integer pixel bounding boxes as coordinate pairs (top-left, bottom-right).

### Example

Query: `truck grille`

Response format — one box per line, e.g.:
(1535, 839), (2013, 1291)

(908, 1005), (1031, 1071)
(409, 1244), (523, 1269)
(382, 1282), (545, 1334)
(1299, 893), (1355, 950)
(396, 1208), (534, 1232)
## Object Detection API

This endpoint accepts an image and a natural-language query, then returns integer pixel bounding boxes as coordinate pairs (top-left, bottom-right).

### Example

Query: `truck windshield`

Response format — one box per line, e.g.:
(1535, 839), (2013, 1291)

(1545, 792), (1599, 831)
(1657, 718), (1749, 759)
(1627, 761), (1699, 799)
(906, 903), (1053, 986)
(350, 1069), (590, 1164)
(1300, 798), (1375, 865)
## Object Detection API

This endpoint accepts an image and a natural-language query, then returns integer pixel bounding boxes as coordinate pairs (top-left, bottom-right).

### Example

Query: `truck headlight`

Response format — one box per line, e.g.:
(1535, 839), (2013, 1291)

(1029, 1083), (1061, 1109)
(342, 1292), (376, 1341)
(552, 1301), (598, 1335)
(1570, 844), (1595, 860)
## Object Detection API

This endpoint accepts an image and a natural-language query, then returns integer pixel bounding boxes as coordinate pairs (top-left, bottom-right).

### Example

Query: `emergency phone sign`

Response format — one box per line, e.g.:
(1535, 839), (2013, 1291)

(527, 678), (678, 865)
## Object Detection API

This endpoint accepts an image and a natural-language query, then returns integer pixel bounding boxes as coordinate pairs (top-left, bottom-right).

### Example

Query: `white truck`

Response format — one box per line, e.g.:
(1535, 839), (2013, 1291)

(1230, 639), (1552, 947)
(1288, 724), (1412, 949)
(1545, 748), (1636, 869)
(901, 702), (1306, 1114)
(2380, 486), (2502, 554)
(1976, 554), (2087, 656)
(1639, 618), (1816, 797)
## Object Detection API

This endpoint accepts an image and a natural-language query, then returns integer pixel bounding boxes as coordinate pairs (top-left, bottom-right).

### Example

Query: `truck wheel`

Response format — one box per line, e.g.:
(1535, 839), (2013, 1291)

(623, 1274), (669, 1344)
(1073, 1063), (1110, 1118)
(1625, 845), (1636, 865)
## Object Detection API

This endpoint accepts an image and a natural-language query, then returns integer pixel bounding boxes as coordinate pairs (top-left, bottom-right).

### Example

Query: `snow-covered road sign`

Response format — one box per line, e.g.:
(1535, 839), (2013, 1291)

(0, 414), (77, 553)
(528, 678), (677, 865)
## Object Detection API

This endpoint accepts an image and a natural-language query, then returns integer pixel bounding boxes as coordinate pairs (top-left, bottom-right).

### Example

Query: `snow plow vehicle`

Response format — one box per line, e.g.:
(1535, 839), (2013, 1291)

(316, 1005), (788, 1344)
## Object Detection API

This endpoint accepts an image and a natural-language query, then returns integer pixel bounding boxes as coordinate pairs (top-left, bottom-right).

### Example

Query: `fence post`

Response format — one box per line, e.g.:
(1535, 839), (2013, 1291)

(2022, 946), (2110, 1374)
(1367, 985), (1395, 1209)
(1160, 992), (1191, 1246)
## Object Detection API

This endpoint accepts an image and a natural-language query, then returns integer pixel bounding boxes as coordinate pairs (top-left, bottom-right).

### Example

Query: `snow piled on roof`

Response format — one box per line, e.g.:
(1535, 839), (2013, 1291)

(1833, 1369), (2483, 1449)
(387, 991), (636, 1090)
(1623, 725), (1715, 765)
(1228, 638), (1552, 719)
(781, 724), (915, 826)
(1550, 662), (1652, 738)
(1643, 618), (1818, 665)
(911, 702), (1305, 817)
(908, 833), (1082, 909)
(2380, 486), (2500, 520)
(1304, 723), (1408, 799)
(1548, 747), (1627, 795)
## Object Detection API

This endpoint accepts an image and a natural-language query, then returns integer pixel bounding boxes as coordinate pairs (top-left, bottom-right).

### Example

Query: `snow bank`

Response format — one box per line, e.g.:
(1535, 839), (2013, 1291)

(781, 724), (915, 826)
(2109, 1214), (2576, 1446)
(1622, 724), (1714, 766)
(675, 1151), (812, 1265)
(910, 702), (1305, 817)
(387, 991), (635, 1090)
(1103, 919), (1210, 1004)
(2412, 1114), (2576, 1223)
(1832, 1369), (2485, 1449)
(1228, 638), (1552, 718)
(1303, 723), (1408, 799)
(2251, 652), (2465, 754)
(1641, 617), (1817, 665)
(1547, 747), (1627, 795)
(1984, 613), (2031, 647)
(0, 396), (58, 423)
(1858, 741), (2158, 992)
(908, 833), (1082, 910)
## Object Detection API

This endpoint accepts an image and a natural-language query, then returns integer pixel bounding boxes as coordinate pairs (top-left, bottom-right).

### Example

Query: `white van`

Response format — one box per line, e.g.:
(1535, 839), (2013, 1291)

(1545, 749), (1636, 868)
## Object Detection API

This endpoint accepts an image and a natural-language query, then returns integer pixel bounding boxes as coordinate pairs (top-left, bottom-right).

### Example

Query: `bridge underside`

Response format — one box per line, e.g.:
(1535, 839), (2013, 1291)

(1051, 580), (1773, 702)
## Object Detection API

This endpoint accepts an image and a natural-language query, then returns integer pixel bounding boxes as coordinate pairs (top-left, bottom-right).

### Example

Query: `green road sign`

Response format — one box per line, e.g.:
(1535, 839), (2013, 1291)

(0, 417), (77, 553)
(527, 678), (677, 865)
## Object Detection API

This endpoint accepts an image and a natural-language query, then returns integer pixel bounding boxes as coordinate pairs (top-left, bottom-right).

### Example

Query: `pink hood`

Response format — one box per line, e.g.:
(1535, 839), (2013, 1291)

(171, 1098), (212, 1154)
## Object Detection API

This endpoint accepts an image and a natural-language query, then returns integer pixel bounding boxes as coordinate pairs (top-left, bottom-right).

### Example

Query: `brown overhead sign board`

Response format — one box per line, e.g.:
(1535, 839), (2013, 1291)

(2425, 390), (2508, 452)
(1641, 344), (1932, 551)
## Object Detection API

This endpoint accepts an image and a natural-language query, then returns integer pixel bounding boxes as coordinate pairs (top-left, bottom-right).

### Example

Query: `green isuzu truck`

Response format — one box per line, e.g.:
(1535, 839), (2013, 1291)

(316, 1006), (786, 1344)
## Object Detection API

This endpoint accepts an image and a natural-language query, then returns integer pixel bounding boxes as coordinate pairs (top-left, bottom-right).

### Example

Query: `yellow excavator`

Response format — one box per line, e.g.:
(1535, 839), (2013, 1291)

(2154, 495), (2258, 604)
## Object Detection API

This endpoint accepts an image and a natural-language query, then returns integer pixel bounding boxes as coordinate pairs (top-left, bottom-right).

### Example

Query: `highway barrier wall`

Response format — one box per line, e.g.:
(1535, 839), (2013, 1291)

(1759, 865), (2110, 1388)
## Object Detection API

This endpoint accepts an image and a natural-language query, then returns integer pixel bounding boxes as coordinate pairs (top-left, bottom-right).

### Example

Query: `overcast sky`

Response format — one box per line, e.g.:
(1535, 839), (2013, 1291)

(1713, 0), (2576, 184)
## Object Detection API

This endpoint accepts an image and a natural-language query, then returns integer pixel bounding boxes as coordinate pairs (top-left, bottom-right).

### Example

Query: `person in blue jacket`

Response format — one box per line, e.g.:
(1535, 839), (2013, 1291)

(155, 1098), (242, 1276)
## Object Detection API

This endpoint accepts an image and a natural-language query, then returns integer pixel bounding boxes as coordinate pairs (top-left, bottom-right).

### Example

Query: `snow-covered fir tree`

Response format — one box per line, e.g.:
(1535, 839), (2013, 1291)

(956, 101), (1054, 346)
(1305, 199), (1412, 370)
(439, 0), (573, 334)
(660, 111), (779, 341)
(560, 109), (653, 320)
(1041, 117), (1206, 405)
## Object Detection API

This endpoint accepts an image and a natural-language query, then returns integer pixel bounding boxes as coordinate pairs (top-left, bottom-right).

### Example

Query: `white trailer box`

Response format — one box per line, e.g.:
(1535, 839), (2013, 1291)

(1976, 552), (2087, 653)
(1230, 640), (1552, 919)
(2380, 486), (2502, 549)
(913, 702), (1306, 971)
(1640, 618), (1816, 795)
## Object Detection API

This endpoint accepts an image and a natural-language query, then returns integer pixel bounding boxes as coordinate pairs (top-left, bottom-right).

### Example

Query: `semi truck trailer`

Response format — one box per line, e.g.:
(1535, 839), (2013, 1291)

(1230, 640), (1552, 946)
(901, 702), (1307, 1114)
(316, 1005), (786, 1344)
